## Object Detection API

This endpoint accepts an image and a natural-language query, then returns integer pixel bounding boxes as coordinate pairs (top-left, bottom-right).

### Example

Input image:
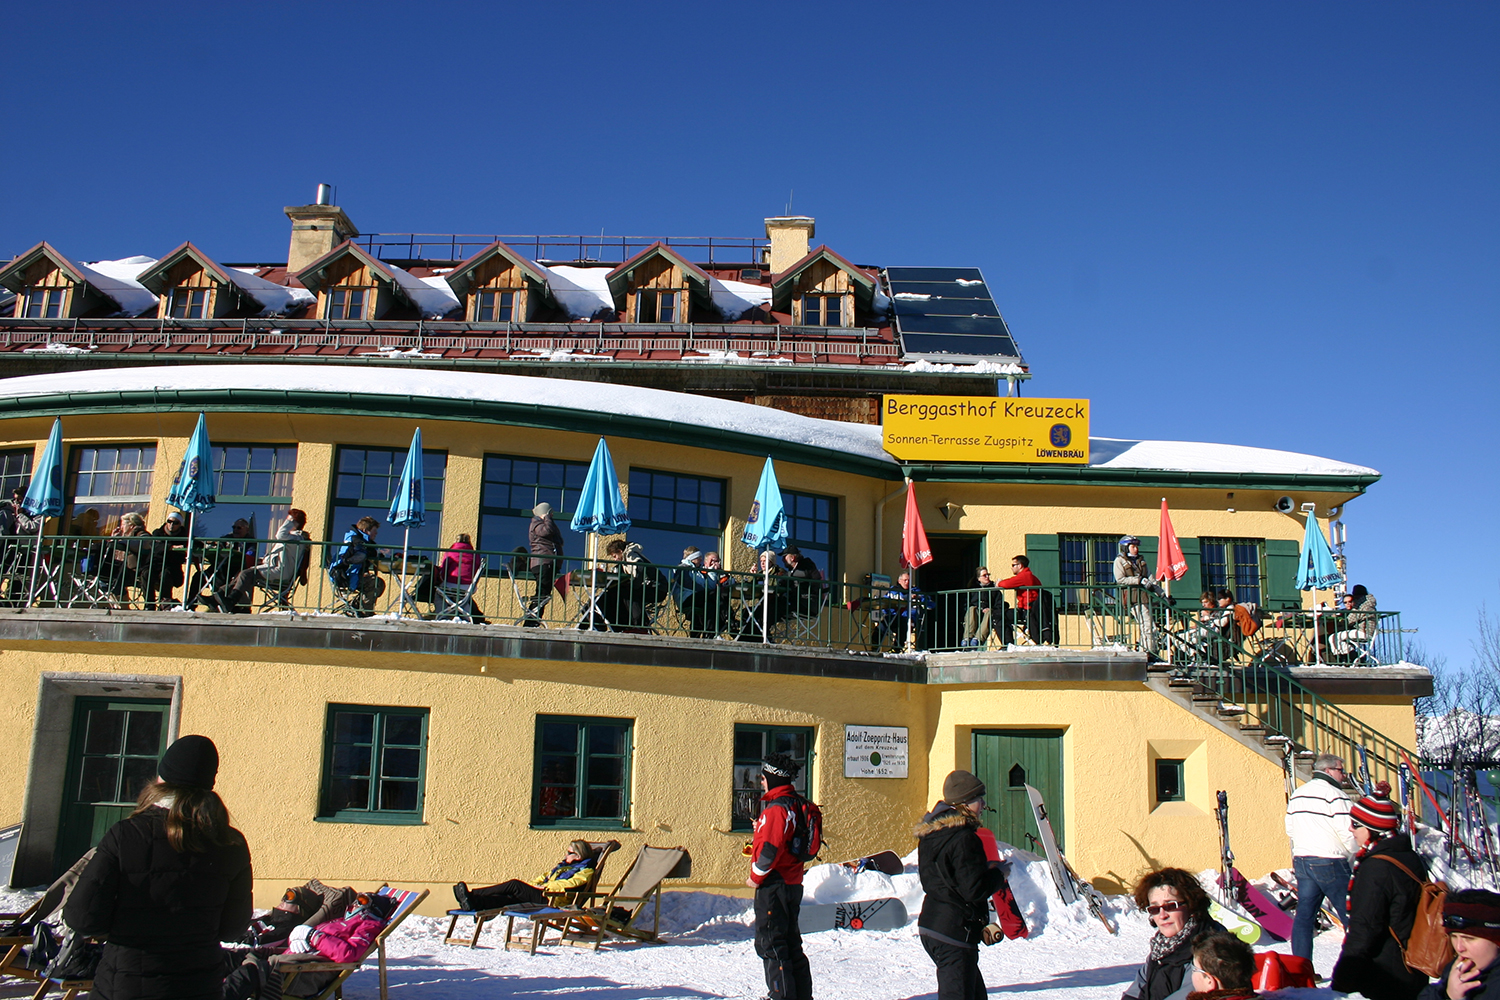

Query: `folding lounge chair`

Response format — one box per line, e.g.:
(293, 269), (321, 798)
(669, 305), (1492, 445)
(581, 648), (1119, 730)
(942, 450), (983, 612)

(441, 839), (621, 950)
(532, 844), (691, 951)
(278, 885), (428, 1000)
(0, 899), (44, 986)
(432, 558), (486, 623)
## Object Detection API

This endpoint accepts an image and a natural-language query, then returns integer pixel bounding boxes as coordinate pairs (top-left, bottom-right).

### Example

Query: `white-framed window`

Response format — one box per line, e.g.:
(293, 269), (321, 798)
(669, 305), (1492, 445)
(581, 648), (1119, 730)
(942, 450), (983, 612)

(326, 287), (369, 320)
(169, 287), (208, 319)
(476, 290), (516, 323)
(636, 290), (678, 323)
(800, 293), (844, 326)
(23, 287), (66, 318)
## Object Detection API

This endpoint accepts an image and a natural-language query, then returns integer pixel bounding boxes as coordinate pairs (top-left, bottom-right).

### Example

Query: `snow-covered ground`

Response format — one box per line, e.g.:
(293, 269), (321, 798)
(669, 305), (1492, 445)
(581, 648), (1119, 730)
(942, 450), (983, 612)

(1, 847), (1355, 999)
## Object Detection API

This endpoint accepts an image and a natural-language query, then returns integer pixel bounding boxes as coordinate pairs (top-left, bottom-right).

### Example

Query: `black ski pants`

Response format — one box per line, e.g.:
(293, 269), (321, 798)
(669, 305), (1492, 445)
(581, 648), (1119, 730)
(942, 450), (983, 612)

(921, 934), (985, 1000)
(466, 879), (547, 911)
(754, 879), (812, 1000)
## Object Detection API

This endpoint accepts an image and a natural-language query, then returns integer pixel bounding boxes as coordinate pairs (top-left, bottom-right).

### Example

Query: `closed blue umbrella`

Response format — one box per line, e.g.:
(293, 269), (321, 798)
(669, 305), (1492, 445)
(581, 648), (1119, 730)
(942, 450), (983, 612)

(388, 428), (425, 616)
(571, 438), (630, 630)
(21, 418), (64, 605)
(741, 457), (788, 641)
(570, 437), (630, 535)
(167, 413), (217, 610)
(1296, 512), (1344, 666)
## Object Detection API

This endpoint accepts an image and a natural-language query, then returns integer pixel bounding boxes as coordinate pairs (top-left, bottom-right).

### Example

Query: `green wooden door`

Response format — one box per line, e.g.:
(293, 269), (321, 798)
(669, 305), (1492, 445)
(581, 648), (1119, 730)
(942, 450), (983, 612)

(972, 728), (1065, 851)
(55, 697), (169, 876)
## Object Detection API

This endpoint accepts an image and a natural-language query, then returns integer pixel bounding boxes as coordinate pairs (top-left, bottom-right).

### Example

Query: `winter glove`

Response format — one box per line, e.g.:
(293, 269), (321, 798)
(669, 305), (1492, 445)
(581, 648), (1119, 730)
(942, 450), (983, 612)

(286, 924), (314, 953)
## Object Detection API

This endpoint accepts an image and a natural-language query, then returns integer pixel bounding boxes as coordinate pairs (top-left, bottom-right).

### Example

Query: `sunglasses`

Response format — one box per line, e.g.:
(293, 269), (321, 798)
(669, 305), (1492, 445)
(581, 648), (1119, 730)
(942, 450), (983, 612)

(1146, 900), (1185, 916)
(1443, 914), (1500, 931)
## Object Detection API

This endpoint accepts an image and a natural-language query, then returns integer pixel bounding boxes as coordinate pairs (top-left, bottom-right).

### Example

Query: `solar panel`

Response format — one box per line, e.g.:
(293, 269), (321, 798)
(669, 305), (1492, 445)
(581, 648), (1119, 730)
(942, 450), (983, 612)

(884, 266), (1023, 363)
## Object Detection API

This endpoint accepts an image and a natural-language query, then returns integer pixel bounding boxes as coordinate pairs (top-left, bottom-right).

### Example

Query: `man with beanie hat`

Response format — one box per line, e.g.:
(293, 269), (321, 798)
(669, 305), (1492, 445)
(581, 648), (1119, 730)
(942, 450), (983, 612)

(1285, 753), (1356, 960)
(913, 770), (1006, 1000)
(1421, 888), (1500, 999)
(747, 751), (813, 1000)
(452, 840), (598, 912)
(1332, 781), (1430, 1000)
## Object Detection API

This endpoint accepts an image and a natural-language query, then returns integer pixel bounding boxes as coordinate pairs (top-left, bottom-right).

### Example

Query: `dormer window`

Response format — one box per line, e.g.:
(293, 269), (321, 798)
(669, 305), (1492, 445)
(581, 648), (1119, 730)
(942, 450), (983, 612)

(476, 290), (515, 323)
(800, 293), (843, 327)
(327, 287), (369, 320)
(636, 290), (678, 323)
(169, 288), (208, 319)
(23, 287), (66, 318)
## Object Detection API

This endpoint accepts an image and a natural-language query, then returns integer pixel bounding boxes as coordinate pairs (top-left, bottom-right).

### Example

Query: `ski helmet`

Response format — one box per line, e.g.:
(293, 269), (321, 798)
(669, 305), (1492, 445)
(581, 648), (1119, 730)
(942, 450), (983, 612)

(1119, 535), (1140, 555)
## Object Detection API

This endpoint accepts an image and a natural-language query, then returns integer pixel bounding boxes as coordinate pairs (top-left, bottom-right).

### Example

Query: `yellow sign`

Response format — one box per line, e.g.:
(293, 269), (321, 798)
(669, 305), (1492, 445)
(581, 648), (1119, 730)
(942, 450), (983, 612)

(882, 395), (1090, 464)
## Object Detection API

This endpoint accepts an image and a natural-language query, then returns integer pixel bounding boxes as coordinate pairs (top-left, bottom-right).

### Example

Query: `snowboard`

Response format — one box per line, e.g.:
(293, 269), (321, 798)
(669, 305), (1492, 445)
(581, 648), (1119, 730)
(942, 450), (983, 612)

(1268, 871), (1338, 931)
(799, 897), (907, 933)
(839, 850), (903, 876)
(1024, 784), (1117, 933)
(976, 827), (1029, 939)
(1208, 900), (1266, 946)
(1214, 790), (1293, 942)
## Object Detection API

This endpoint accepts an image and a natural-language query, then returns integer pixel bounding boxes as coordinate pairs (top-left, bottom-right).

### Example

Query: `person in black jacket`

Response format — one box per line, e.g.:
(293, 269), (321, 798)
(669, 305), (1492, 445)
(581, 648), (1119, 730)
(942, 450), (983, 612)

(914, 769), (1006, 1000)
(1419, 888), (1500, 1000)
(1122, 867), (1226, 1000)
(525, 502), (564, 624)
(64, 734), (253, 1000)
(1332, 781), (1430, 1000)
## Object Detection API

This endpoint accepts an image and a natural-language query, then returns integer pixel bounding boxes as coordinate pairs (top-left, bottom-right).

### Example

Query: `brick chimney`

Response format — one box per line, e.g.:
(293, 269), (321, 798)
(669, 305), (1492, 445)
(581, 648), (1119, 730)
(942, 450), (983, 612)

(764, 216), (815, 275)
(284, 185), (359, 272)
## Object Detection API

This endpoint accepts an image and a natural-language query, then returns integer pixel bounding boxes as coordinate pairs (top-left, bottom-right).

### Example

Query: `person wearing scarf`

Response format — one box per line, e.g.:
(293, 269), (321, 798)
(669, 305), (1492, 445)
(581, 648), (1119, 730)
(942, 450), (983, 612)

(1419, 888), (1500, 1000)
(1123, 867), (1225, 1000)
(1331, 781), (1430, 1000)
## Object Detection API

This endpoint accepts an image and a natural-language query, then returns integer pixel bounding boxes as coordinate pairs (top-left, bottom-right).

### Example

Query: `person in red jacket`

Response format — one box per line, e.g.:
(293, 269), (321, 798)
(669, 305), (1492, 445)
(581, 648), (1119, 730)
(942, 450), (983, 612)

(997, 555), (1043, 643)
(747, 751), (813, 1000)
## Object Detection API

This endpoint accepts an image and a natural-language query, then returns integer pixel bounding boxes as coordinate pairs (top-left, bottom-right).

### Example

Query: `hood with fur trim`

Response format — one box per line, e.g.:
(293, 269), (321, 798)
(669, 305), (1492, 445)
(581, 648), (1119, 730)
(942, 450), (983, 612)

(913, 801), (979, 838)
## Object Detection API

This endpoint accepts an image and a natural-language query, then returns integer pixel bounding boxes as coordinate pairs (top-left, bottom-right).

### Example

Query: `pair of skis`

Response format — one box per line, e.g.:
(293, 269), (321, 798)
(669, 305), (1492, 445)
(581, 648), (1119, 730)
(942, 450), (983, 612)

(1024, 784), (1117, 933)
(1214, 790), (1294, 942)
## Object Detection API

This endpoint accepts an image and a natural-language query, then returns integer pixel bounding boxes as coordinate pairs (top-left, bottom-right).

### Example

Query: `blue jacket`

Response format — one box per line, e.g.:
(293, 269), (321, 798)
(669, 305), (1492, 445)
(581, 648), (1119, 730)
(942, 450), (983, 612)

(334, 526), (375, 589)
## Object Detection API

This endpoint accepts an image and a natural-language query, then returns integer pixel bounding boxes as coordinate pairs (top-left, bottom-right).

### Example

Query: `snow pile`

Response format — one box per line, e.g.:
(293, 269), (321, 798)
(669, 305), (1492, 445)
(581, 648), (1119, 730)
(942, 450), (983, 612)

(894, 292), (931, 301)
(902, 358), (1027, 375)
(229, 268), (315, 315)
(956, 278), (984, 287)
(385, 264), (460, 318)
(542, 264), (615, 319)
(356, 346), (442, 359)
(680, 351), (794, 365)
(79, 256), (158, 316)
(1091, 438), (1380, 478)
(708, 276), (771, 320)
(22, 343), (94, 354)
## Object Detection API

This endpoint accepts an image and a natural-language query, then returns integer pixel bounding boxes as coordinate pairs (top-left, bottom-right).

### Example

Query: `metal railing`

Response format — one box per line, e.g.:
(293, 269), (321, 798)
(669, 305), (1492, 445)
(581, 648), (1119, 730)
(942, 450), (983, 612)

(353, 233), (770, 267)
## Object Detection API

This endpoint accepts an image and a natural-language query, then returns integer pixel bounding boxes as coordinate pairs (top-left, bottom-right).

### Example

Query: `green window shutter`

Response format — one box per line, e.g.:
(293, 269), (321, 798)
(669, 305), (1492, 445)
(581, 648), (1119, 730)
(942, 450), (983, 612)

(1138, 536), (1159, 573)
(1263, 539), (1302, 611)
(1025, 534), (1060, 589)
(1178, 537), (1201, 596)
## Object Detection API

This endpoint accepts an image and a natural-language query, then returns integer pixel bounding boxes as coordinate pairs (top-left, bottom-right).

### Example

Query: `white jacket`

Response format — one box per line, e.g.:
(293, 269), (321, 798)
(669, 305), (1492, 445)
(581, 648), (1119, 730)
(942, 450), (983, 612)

(1284, 772), (1357, 859)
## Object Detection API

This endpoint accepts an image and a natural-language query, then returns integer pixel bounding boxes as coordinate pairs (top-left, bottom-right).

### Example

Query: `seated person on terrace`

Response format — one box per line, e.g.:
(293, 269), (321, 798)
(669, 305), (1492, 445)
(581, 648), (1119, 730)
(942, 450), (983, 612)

(218, 509), (310, 612)
(331, 516), (385, 612)
(674, 547), (733, 638)
(452, 840), (599, 912)
(587, 539), (667, 631)
(184, 517), (255, 611)
(781, 546), (825, 617)
(962, 565), (1008, 648)
(736, 549), (790, 641)
(1328, 584), (1377, 661)
(876, 571), (932, 651)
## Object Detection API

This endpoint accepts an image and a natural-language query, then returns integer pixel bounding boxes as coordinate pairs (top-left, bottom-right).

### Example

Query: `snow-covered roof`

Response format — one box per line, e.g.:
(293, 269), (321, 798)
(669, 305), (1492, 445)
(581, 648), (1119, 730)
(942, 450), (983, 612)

(709, 276), (772, 319)
(228, 268), (315, 315)
(77, 256), (159, 316)
(0, 365), (1379, 480)
(386, 262), (461, 319)
(541, 265), (614, 319)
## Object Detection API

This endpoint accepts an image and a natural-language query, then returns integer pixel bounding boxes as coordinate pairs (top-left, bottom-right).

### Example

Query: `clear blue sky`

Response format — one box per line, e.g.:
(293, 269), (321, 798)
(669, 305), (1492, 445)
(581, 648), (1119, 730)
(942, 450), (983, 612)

(3, 3), (1496, 665)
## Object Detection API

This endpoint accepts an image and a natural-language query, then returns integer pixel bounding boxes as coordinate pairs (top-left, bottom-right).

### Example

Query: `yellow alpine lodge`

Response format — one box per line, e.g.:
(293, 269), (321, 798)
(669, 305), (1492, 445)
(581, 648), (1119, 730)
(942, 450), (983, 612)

(0, 198), (1427, 915)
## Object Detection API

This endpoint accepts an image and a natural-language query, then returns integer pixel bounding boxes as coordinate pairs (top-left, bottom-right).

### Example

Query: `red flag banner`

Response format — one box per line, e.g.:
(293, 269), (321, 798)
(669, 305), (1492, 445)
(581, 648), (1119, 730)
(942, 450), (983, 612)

(901, 481), (933, 569)
(1156, 498), (1188, 582)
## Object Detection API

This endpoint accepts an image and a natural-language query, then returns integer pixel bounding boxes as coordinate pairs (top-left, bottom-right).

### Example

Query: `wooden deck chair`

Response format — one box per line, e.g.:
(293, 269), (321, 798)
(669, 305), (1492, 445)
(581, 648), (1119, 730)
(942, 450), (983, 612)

(0, 899), (44, 985)
(441, 838), (621, 949)
(278, 885), (428, 1000)
(29, 975), (91, 999)
(533, 844), (691, 951)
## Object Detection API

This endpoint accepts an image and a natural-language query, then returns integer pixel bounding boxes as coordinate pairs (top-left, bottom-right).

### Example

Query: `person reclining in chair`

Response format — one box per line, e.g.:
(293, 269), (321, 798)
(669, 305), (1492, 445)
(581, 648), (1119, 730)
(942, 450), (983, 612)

(452, 840), (598, 911)
(330, 516), (385, 613)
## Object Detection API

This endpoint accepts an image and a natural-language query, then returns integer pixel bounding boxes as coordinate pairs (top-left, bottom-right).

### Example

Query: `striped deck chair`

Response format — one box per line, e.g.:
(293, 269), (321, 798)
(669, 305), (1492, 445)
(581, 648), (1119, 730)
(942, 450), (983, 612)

(279, 885), (428, 1000)
(442, 839), (621, 950)
(532, 844), (691, 951)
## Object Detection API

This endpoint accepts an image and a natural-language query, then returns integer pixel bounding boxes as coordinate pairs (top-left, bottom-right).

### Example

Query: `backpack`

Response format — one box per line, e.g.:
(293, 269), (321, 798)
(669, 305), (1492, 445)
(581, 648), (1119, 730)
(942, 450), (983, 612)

(777, 793), (824, 863)
(1371, 855), (1455, 977)
(1233, 603), (1260, 636)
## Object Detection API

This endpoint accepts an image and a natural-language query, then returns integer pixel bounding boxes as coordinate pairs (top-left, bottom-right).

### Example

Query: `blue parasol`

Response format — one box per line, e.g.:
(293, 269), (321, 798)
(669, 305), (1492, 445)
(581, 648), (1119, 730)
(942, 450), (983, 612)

(167, 413), (217, 609)
(1296, 511), (1344, 666)
(388, 428), (425, 615)
(571, 438), (630, 629)
(21, 418), (64, 605)
(570, 437), (630, 536)
(741, 457), (788, 642)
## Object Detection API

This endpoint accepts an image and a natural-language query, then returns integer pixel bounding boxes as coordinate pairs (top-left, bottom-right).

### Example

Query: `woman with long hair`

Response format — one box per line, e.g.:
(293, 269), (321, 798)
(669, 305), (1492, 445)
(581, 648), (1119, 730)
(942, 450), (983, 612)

(1122, 867), (1225, 1000)
(65, 734), (252, 1000)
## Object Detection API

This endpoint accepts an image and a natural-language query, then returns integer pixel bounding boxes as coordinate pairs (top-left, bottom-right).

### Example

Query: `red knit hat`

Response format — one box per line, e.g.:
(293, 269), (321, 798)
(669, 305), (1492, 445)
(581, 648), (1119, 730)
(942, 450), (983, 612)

(1350, 780), (1400, 832)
